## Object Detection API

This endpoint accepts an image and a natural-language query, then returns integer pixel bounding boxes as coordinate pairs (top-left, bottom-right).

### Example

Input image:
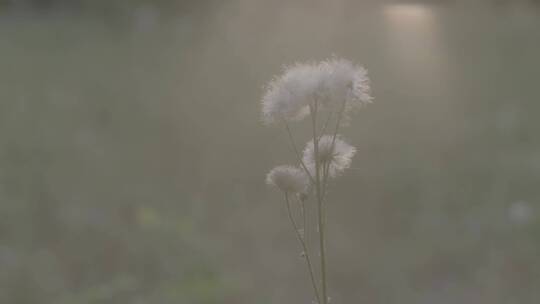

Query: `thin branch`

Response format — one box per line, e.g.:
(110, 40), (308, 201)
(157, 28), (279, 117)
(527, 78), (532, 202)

(330, 98), (347, 149)
(322, 161), (330, 200)
(284, 193), (321, 303)
(300, 198), (307, 241)
(319, 111), (333, 137)
(321, 98), (348, 200)
(283, 121), (316, 185)
(295, 194), (309, 250)
(310, 102), (328, 304)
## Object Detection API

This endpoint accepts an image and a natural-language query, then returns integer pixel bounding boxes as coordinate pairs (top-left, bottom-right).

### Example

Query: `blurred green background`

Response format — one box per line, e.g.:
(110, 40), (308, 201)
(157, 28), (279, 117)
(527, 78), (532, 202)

(1, 0), (540, 303)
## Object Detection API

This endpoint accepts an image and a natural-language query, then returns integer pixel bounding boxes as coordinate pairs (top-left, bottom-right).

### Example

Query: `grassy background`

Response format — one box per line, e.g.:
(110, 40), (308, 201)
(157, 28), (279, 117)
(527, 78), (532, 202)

(0, 1), (540, 303)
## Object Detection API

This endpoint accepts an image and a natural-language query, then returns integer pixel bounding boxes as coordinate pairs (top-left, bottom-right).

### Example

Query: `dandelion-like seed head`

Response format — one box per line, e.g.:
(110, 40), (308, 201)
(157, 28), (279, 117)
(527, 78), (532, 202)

(318, 57), (373, 116)
(261, 57), (372, 125)
(266, 165), (310, 194)
(261, 62), (322, 124)
(303, 135), (356, 178)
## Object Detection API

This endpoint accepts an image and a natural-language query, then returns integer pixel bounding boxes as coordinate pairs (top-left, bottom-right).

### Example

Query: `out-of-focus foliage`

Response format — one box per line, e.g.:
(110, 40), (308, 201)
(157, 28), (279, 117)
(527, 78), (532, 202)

(0, 13), (232, 303)
(0, 86), (229, 302)
(0, 0), (218, 14)
(0, 1), (540, 304)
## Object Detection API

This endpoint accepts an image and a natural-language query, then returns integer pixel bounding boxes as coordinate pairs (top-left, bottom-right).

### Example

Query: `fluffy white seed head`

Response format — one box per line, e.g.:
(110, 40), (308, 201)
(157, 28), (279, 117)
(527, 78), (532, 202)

(302, 135), (356, 178)
(318, 57), (373, 115)
(266, 165), (310, 194)
(261, 57), (372, 125)
(261, 62), (322, 124)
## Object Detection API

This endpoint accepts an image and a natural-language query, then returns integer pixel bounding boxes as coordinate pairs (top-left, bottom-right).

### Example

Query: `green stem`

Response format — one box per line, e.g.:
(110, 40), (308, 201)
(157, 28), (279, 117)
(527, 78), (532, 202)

(284, 121), (315, 185)
(284, 193), (321, 303)
(310, 102), (327, 304)
(322, 98), (347, 200)
(320, 111), (333, 136)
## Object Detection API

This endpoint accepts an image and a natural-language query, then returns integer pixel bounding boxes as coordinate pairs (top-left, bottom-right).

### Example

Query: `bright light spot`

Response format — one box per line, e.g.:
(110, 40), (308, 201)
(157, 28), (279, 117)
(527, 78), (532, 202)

(382, 3), (438, 64)
(382, 3), (450, 102)
(383, 4), (434, 24)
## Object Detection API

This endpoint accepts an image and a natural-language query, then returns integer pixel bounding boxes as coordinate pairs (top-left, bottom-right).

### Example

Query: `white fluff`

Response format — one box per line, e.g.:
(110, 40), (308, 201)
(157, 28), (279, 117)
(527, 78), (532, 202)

(261, 57), (372, 124)
(318, 58), (373, 115)
(261, 62), (321, 124)
(302, 135), (356, 178)
(266, 165), (310, 194)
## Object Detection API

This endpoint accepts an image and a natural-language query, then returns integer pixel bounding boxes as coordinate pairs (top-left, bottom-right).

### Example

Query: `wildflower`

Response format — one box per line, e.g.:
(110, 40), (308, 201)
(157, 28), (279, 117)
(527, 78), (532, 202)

(261, 58), (372, 124)
(261, 57), (372, 304)
(318, 57), (372, 116)
(266, 165), (310, 194)
(261, 62), (322, 124)
(303, 135), (356, 178)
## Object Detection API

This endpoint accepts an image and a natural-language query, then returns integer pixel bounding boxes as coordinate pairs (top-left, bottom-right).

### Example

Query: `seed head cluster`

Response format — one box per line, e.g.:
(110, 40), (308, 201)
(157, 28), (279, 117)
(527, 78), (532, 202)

(261, 58), (372, 125)
(266, 165), (309, 194)
(303, 135), (356, 178)
(263, 57), (372, 191)
(261, 57), (373, 304)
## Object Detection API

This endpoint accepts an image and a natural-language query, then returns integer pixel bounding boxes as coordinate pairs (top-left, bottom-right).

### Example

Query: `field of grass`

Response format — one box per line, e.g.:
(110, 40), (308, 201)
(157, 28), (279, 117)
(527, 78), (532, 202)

(0, 1), (539, 303)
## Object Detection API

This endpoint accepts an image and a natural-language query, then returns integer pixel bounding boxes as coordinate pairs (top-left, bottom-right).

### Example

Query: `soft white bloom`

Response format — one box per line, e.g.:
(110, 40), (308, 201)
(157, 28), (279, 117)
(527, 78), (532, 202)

(261, 58), (372, 124)
(318, 57), (373, 115)
(261, 62), (322, 124)
(266, 165), (310, 194)
(303, 135), (356, 178)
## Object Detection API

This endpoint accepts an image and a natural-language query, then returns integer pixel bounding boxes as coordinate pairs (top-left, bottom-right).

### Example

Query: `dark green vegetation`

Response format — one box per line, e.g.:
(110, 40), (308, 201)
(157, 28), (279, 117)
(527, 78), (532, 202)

(0, 1), (539, 303)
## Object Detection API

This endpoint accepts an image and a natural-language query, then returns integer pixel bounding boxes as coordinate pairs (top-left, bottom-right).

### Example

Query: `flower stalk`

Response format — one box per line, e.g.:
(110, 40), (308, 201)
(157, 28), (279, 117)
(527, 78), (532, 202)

(263, 57), (372, 303)
(285, 193), (321, 303)
(310, 102), (329, 304)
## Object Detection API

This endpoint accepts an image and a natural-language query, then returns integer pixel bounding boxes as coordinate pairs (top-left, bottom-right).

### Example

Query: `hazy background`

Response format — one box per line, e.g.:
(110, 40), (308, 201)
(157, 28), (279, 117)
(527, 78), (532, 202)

(1, 0), (540, 303)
